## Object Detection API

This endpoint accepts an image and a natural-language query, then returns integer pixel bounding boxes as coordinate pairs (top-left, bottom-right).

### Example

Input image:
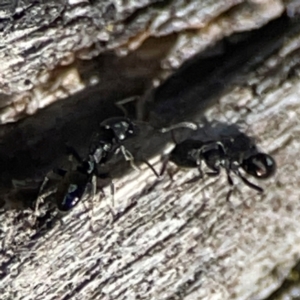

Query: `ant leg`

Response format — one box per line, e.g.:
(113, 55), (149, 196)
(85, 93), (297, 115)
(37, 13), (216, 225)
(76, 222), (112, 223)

(215, 141), (227, 155)
(109, 180), (115, 208)
(106, 176), (116, 219)
(196, 155), (204, 178)
(11, 179), (28, 189)
(142, 159), (160, 178)
(226, 189), (233, 202)
(84, 175), (98, 232)
(95, 176), (106, 198)
(35, 168), (66, 213)
(35, 176), (50, 213)
(95, 170), (116, 217)
(206, 170), (219, 177)
(225, 170), (234, 202)
(236, 170), (263, 193)
(89, 175), (97, 199)
(37, 177), (49, 195)
(182, 154), (204, 184)
(160, 122), (198, 133)
(115, 96), (140, 116)
(120, 145), (140, 171)
(226, 171), (234, 186)
(184, 175), (203, 184)
(184, 157), (204, 184)
(158, 154), (178, 182)
(159, 155), (170, 177)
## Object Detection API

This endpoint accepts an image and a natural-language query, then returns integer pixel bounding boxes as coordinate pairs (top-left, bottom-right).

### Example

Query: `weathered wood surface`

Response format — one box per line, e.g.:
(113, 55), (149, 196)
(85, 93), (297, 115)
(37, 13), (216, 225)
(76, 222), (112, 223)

(1, 1), (300, 300)
(0, 0), (285, 123)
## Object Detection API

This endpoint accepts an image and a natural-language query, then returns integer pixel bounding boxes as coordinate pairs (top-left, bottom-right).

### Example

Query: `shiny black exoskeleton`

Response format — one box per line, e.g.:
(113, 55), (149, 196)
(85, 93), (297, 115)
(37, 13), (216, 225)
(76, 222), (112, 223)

(41, 117), (139, 212)
(89, 117), (139, 165)
(33, 148), (103, 229)
(52, 146), (101, 212)
(168, 133), (276, 197)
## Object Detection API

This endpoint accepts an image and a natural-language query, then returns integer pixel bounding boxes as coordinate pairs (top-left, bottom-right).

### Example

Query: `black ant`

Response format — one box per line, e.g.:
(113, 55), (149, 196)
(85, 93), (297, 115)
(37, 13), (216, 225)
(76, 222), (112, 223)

(89, 116), (139, 168)
(163, 130), (276, 200)
(36, 116), (144, 213)
(36, 146), (106, 213)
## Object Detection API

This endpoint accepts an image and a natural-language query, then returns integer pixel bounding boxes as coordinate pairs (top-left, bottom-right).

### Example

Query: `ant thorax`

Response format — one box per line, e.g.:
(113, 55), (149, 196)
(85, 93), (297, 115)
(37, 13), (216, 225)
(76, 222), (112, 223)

(100, 117), (139, 143)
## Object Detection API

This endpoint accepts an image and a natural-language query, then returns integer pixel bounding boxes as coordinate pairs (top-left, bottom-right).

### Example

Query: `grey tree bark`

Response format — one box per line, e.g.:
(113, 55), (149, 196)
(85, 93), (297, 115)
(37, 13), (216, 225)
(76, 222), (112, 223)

(0, 1), (300, 299)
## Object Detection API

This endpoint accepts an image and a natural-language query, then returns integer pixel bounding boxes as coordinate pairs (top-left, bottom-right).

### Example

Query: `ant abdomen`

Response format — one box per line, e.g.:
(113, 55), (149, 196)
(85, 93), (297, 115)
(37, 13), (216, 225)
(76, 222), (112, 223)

(57, 184), (85, 212)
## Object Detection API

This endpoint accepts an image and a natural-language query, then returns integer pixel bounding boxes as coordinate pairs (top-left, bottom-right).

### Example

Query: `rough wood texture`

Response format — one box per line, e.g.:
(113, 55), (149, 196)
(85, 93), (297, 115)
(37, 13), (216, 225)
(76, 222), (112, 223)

(1, 1), (300, 300)
(0, 0), (285, 123)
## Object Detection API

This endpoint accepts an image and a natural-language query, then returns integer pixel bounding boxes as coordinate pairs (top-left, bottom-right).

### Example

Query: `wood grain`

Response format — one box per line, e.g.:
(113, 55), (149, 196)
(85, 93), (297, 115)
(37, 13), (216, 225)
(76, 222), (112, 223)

(1, 2), (300, 300)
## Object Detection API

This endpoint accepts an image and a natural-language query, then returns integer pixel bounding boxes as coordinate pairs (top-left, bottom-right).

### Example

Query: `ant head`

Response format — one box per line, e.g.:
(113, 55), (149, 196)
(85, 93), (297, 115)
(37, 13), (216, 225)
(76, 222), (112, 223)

(242, 153), (276, 179)
(57, 183), (86, 211)
(101, 117), (139, 142)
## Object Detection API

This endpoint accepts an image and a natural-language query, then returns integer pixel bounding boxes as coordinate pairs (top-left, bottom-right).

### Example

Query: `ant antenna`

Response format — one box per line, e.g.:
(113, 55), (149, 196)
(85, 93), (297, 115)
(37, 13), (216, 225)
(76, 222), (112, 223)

(160, 122), (198, 133)
(235, 169), (263, 193)
(115, 96), (140, 117)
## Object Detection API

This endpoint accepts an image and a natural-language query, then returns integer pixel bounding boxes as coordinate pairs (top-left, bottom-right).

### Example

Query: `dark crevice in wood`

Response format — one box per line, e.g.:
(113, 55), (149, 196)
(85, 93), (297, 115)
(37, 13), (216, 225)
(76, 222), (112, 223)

(142, 14), (294, 127)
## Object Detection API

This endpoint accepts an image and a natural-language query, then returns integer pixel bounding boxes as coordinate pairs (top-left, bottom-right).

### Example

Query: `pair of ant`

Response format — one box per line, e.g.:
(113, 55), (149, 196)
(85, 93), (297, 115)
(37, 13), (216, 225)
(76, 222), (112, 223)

(37, 114), (276, 215)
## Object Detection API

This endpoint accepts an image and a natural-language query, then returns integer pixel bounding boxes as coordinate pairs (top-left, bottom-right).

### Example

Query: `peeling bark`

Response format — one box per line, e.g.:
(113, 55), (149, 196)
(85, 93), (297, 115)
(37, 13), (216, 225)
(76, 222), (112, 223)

(0, 0), (285, 122)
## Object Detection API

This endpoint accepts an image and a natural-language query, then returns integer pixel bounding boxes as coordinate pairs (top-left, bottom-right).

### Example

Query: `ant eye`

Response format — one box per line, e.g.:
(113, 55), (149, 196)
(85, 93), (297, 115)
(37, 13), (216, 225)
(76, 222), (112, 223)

(242, 153), (276, 179)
